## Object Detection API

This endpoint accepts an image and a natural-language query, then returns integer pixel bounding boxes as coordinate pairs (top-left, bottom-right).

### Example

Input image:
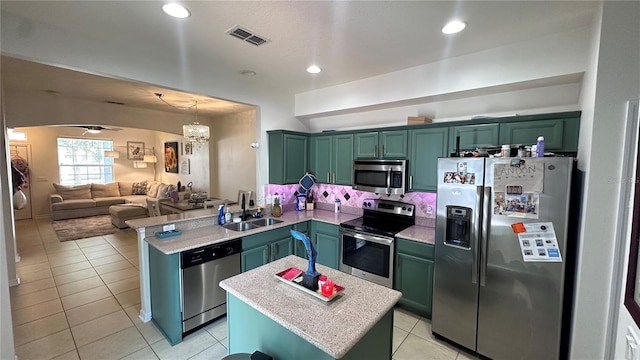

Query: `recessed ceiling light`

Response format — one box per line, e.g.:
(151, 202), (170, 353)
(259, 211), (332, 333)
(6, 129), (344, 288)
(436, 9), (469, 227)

(442, 20), (467, 34)
(307, 65), (322, 74)
(162, 3), (190, 18)
(240, 70), (257, 76)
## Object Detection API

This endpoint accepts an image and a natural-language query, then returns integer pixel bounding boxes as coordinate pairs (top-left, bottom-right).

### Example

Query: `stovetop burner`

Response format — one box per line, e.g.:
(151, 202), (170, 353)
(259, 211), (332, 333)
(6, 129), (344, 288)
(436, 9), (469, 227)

(340, 199), (415, 238)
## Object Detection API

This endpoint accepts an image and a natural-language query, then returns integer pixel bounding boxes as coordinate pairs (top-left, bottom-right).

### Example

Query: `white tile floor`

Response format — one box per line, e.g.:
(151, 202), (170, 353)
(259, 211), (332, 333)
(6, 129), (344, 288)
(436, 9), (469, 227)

(11, 218), (478, 360)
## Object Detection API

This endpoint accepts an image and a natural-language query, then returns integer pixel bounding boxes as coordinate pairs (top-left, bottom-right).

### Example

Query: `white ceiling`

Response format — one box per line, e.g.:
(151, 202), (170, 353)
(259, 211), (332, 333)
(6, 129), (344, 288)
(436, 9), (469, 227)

(0, 1), (598, 118)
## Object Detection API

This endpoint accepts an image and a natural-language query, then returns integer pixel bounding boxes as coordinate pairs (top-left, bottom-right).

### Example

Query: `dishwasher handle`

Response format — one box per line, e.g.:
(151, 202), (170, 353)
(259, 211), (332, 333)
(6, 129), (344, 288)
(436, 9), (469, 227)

(181, 239), (242, 269)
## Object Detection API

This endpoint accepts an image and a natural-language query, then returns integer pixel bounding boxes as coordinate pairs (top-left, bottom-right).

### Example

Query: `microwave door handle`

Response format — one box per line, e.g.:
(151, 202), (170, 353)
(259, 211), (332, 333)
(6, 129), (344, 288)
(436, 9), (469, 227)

(387, 168), (391, 188)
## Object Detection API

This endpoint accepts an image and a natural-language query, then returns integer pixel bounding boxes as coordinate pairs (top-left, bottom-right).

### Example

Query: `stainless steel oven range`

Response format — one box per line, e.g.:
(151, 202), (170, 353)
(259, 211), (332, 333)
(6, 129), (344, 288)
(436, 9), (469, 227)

(339, 199), (415, 287)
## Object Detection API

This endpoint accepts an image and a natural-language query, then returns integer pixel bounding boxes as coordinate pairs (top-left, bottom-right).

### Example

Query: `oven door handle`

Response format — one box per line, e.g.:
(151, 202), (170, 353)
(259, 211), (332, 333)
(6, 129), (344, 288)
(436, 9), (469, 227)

(341, 229), (394, 245)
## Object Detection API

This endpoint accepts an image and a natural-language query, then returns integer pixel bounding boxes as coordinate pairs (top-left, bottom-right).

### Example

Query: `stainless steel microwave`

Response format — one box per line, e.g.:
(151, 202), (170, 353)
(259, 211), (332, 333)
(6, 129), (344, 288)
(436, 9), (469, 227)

(352, 159), (407, 195)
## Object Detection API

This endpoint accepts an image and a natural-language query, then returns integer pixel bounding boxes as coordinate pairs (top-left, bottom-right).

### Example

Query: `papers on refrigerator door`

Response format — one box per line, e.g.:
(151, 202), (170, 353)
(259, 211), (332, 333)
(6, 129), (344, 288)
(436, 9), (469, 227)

(493, 161), (544, 193)
(493, 191), (539, 219)
(515, 222), (562, 262)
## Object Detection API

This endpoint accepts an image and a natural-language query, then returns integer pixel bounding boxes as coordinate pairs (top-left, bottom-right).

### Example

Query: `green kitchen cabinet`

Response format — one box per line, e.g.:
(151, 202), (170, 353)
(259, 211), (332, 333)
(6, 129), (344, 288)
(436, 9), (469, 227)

(309, 136), (333, 184)
(294, 221), (311, 258)
(310, 221), (340, 269)
(394, 238), (435, 319)
(242, 226), (294, 272)
(408, 127), (449, 192)
(309, 134), (353, 185)
(499, 117), (580, 152)
(354, 130), (408, 159)
(268, 131), (308, 184)
(449, 124), (499, 153)
(148, 245), (182, 345)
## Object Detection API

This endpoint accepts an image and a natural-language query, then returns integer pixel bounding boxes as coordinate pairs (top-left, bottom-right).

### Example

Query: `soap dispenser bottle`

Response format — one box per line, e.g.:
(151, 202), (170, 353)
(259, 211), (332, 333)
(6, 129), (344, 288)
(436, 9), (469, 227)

(218, 205), (226, 225)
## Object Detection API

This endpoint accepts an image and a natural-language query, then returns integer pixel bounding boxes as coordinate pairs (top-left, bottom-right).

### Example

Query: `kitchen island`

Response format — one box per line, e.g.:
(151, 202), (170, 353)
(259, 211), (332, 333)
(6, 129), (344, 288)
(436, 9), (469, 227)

(220, 255), (402, 360)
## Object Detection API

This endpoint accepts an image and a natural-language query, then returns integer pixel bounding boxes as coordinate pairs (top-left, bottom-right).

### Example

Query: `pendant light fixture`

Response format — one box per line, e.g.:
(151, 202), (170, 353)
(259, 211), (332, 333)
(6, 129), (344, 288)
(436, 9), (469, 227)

(182, 100), (210, 144)
(155, 93), (210, 145)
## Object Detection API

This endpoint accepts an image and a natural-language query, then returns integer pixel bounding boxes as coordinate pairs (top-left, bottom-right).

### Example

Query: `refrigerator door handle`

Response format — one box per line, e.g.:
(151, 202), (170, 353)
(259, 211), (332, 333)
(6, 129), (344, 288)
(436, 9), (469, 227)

(480, 186), (492, 286)
(472, 185), (483, 284)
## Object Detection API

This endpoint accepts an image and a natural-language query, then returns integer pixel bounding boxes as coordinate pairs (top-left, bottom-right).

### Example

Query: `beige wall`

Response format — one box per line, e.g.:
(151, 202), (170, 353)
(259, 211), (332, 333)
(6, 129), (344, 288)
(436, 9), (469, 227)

(11, 126), (208, 219)
(209, 109), (257, 202)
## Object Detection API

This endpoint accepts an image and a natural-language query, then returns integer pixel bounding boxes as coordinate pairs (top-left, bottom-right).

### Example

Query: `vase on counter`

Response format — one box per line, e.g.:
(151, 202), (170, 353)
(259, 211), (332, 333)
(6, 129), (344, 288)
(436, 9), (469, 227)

(272, 195), (282, 218)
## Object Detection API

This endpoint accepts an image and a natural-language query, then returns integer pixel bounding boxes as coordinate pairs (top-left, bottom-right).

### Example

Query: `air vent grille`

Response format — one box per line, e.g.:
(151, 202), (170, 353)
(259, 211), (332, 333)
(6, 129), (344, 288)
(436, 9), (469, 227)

(226, 25), (270, 47)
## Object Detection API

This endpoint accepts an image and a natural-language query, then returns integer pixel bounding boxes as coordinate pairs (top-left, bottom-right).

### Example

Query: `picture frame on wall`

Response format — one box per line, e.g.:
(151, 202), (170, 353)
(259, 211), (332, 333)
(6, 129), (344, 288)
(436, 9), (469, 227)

(184, 142), (193, 155)
(164, 141), (179, 173)
(127, 141), (144, 160)
(181, 159), (190, 175)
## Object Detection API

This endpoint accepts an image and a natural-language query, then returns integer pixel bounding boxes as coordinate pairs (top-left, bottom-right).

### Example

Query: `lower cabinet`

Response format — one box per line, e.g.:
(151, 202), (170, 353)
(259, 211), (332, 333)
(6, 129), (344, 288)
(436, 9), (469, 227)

(293, 221), (310, 258)
(294, 221), (339, 269)
(311, 221), (340, 269)
(242, 226), (293, 272)
(394, 238), (434, 319)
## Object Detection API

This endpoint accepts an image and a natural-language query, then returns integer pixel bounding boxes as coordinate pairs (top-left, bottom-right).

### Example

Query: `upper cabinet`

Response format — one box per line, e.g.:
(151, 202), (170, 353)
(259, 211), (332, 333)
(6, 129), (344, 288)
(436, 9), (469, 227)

(268, 131), (308, 184)
(449, 124), (499, 154)
(354, 130), (408, 159)
(408, 127), (449, 192)
(268, 112), (580, 191)
(309, 134), (354, 185)
(499, 117), (580, 152)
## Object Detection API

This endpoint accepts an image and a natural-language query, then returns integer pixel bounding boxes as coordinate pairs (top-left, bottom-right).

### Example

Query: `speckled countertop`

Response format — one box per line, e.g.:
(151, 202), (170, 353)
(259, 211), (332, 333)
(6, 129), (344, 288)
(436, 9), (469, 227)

(220, 255), (402, 359)
(140, 209), (361, 255)
(396, 225), (436, 245)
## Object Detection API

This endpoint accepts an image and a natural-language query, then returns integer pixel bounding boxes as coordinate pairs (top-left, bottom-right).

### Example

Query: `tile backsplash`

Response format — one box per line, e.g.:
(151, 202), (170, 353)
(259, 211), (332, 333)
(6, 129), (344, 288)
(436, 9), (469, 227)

(265, 183), (436, 222)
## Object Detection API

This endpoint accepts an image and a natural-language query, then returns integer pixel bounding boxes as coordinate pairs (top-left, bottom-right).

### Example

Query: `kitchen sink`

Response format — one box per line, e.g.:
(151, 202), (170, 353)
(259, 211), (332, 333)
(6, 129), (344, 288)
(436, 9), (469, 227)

(249, 218), (284, 227)
(222, 222), (261, 232)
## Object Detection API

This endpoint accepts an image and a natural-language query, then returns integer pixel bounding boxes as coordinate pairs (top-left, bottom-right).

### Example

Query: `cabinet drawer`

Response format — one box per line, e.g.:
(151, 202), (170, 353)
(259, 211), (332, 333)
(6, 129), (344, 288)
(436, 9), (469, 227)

(396, 238), (434, 260)
(242, 226), (292, 251)
(313, 221), (339, 236)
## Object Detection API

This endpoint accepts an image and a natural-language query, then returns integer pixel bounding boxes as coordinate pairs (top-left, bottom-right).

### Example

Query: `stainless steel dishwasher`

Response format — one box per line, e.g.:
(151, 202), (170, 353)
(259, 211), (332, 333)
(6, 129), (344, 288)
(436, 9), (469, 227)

(181, 238), (241, 335)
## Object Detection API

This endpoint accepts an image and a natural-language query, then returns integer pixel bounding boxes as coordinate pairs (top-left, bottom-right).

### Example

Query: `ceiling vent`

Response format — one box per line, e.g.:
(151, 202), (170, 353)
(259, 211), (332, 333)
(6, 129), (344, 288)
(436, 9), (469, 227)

(225, 25), (270, 47)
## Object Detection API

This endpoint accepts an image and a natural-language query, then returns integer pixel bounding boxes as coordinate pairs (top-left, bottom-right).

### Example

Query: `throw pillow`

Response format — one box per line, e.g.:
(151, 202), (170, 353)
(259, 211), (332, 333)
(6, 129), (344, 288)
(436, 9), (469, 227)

(131, 180), (148, 195)
(91, 183), (120, 198)
(118, 181), (134, 196)
(147, 181), (161, 198)
(52, 183), (91, 200)
(162, 184), (177, 199)
(156, 183), (170, 199)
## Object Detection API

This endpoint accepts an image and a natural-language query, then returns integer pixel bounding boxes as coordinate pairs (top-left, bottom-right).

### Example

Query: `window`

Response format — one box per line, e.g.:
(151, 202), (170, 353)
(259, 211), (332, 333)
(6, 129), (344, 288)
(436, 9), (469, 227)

(57, 137), (114, 185)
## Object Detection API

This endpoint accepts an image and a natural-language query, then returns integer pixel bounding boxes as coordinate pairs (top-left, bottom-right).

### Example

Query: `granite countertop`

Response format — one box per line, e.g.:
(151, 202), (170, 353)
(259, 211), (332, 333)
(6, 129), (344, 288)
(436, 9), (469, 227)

(141, 209), (361, 255)
(396, 225), (436, 245)
(220, 255), (402, 359)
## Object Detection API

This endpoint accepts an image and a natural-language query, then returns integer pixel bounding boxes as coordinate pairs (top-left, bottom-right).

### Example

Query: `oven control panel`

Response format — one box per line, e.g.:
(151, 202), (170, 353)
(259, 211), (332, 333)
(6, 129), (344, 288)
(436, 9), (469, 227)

(362, 199), (414, 217)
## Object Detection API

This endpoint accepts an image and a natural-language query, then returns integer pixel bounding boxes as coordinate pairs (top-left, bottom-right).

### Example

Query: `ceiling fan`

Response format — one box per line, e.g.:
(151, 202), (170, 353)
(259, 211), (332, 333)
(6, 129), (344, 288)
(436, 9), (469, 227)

(72, 125), (123, 135)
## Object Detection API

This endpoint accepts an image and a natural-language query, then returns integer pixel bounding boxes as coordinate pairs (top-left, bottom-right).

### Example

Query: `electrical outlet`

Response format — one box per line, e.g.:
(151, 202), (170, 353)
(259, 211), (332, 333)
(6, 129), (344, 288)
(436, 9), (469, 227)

(426, 204), (433, 215)
(163, 224), (176, 232)
(627, 326), (640, 360)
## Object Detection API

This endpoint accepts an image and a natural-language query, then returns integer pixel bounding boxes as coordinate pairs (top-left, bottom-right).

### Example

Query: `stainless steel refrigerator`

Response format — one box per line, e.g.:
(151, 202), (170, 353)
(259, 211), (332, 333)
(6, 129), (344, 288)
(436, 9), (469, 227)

(432, 157), (575, 360)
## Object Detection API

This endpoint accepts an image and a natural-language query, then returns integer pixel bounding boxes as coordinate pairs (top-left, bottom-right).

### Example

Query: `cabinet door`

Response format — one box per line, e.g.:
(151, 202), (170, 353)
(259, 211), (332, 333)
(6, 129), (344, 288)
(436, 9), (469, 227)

(309, 136), (332, 184)
(293, 222), (310, 259)
(499, 119), (565, 151)
(449, 124), (499, 153)
(354, 132), (379, 159)
(271, 237), (293, 262)
(380, 130), (408, 158)
(283, 134), (308, 184)
(408, 128), (449, 192)
(241, 246), (268, 272)
(315, 232), (339, 269)
(395, 252), (434, 318)
(333, 134), (354, 185)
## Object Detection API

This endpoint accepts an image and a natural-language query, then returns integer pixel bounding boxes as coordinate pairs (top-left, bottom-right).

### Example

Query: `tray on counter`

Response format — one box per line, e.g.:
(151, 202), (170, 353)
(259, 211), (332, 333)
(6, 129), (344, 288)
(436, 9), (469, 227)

(274, 267), (344, 302)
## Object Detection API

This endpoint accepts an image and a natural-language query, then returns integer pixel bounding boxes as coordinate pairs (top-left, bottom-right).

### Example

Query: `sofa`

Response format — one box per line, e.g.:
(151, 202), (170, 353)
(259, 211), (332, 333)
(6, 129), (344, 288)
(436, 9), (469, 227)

(49, 180), (187, 221)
